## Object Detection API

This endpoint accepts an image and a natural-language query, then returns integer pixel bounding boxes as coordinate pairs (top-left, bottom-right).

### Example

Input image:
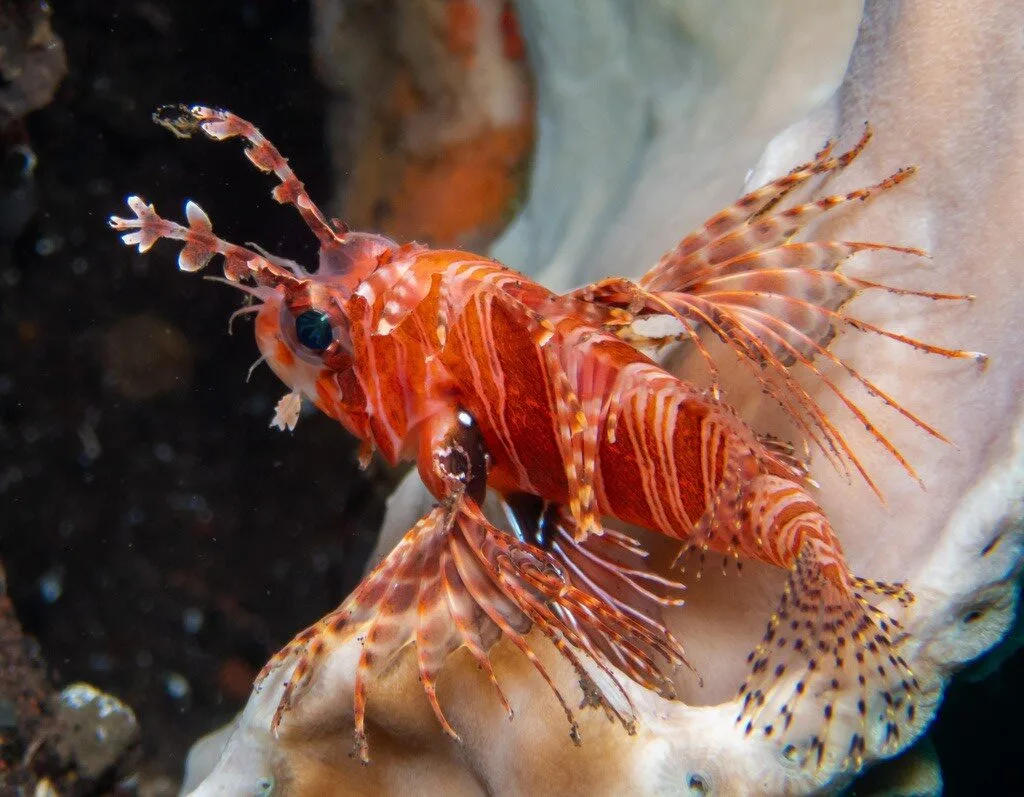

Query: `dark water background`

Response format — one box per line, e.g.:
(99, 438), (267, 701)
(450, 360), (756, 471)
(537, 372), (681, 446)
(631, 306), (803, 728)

(0, 0), (1020, 793)
(2, 0), (387, 788)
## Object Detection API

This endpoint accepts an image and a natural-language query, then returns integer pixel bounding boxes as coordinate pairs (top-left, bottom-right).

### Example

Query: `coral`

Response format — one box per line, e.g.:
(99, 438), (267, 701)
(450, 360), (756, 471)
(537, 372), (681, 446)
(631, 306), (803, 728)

(313, 0), (533, 249)
(183, 0), (1023, 794)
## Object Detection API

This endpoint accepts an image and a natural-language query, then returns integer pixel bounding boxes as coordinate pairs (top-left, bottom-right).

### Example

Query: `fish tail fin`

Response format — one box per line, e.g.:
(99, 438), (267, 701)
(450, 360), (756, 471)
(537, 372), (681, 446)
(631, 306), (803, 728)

(735, 548), (919, 774)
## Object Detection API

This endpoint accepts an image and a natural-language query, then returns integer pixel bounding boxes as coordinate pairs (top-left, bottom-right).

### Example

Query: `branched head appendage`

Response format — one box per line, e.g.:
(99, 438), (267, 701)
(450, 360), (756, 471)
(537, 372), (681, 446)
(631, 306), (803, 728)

(153, 103), (346, 247)
(110, 105), (397, 300)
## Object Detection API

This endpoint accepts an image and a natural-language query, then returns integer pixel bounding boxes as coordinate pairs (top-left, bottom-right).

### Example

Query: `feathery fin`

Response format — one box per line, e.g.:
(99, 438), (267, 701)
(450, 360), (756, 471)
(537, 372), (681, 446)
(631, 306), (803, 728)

(571, 129), (983, 495)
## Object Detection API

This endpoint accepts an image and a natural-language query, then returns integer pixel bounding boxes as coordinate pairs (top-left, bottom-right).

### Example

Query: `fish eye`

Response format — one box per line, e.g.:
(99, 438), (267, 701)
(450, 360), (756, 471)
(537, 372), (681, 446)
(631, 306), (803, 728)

(294, 309), (334, 351)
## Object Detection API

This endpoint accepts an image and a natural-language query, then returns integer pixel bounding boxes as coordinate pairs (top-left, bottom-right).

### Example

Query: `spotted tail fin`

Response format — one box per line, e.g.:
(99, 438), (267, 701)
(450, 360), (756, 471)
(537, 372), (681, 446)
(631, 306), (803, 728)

(735, 550), (919, 774)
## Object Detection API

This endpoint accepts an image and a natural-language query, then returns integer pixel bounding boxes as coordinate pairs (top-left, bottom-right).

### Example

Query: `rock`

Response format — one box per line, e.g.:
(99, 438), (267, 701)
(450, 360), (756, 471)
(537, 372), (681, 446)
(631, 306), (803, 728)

(0, 0), (67, 126)
(56, 682), (141, 781)
(313, 0), (533, 250)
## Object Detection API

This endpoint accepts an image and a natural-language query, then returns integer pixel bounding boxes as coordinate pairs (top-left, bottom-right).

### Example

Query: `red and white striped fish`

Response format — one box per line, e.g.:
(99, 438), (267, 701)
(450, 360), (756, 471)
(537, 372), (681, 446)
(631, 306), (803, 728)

(110, 105), (981, 770)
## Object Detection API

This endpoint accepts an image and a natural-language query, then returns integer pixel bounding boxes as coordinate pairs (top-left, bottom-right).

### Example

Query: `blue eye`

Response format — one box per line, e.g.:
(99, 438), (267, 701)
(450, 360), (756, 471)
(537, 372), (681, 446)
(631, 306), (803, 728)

(295, 310), (334, 351)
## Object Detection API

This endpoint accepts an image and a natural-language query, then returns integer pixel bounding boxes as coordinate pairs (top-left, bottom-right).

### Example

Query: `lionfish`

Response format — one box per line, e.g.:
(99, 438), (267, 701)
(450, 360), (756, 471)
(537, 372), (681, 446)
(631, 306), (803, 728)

(110, 105), (981, 769)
